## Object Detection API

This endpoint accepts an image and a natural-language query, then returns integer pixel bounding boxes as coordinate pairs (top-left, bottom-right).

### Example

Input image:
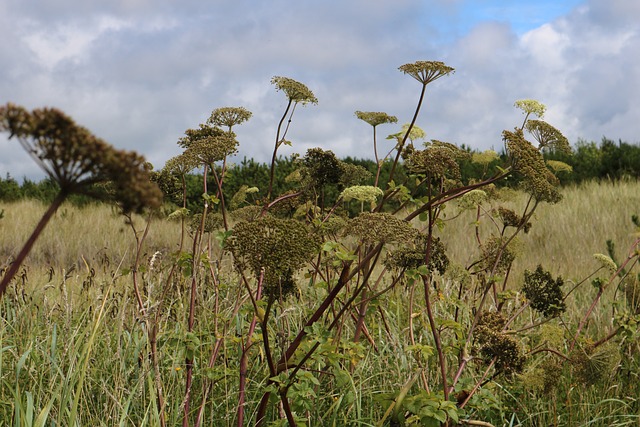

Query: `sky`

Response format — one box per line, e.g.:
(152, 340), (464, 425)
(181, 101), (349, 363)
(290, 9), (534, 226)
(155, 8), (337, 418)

(1, 0), (638, 180)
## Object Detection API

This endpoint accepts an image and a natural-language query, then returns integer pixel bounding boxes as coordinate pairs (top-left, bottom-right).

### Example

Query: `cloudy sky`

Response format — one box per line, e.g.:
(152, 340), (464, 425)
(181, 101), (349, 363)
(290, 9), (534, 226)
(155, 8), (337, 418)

(1, 0), (638, 180)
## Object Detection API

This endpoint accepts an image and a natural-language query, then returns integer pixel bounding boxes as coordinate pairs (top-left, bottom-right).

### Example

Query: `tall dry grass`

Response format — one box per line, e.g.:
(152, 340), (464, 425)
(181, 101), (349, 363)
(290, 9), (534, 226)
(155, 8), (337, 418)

(438, 179), (640, 282)
(0, 200), (182, 270)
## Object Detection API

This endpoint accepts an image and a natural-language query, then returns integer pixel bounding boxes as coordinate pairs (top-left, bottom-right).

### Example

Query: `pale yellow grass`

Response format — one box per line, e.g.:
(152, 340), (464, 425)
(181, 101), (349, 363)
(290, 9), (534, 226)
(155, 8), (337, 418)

(437, 179), (640, 283)
(0, 200), (183, 271)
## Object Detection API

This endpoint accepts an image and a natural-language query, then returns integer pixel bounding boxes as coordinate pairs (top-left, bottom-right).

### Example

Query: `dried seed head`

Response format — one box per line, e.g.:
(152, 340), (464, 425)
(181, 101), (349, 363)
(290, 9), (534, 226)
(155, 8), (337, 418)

(475, 313), (525, 375)
(404, 140), (465, 179)
(522, 265), (566, 318)
(180, 124), (238, 164)
(0, 103), (162, 213)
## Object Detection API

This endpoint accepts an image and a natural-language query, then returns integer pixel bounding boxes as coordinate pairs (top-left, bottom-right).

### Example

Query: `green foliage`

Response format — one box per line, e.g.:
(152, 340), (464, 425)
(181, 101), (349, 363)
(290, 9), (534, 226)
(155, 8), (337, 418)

(3, 60), (640, 427)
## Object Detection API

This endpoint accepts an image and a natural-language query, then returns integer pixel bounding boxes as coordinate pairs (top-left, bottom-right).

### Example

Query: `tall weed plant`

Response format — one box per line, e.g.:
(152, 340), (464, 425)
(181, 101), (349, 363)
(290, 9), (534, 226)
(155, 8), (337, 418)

(1, 61), (639, 426)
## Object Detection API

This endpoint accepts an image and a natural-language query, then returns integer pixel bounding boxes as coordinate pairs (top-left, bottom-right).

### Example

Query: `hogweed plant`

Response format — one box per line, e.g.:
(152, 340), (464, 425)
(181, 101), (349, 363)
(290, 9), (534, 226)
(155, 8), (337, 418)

(0, 104), (162, 298)
(2, 60), (639, 427)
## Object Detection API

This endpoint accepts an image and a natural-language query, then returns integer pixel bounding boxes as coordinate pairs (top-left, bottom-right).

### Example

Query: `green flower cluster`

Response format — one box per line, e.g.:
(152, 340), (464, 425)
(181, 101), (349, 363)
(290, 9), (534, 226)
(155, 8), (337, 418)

(344, 212), (417, 246)
(503, 128), (561, 203)
(522, 265), (566, 318)
(475, 312), (525, 374)
(208, 107), (252, 130)
(457, 189), (488, 211)
(340, 186), (383, 204)
(354, 111), (398, 127)
(520, 359), (562, 394)
(525, 120), (571, 154)
(271, 76), (318, 105)
(0, 103), (162, 214)
(227, 217), (320, 299)
(398, 61), (455, 85)
(514, 99), (546, 119)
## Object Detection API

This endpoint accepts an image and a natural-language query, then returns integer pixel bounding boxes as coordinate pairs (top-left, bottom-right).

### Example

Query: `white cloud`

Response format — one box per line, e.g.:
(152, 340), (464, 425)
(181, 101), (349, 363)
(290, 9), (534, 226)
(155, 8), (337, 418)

(1, 0), (638, 181)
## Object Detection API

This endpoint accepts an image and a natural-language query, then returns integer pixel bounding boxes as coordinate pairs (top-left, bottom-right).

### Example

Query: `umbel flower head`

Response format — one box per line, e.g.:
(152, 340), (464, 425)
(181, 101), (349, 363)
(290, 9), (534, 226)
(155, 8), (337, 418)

(514, 99), (546, 119)
(208, 107), (252, 130)
(271, 76), (318, 105)
(398, 60), (455, 85)
(525, 120), (571, 154)
(0, 103), (162, 213)
(299, 147), (344, 192)
(384, 234), (449, 274)
(226, 217), (320, 299)
(522, 265), (566, 318)
(503, 128), (562, 203)
(344, 212), (418, 245)
(475, 311), (526, 374)
(179, 124), (238, 165)
(404, 140), (467, 180)
(340, 185), (383, 205)
(354, 111), (398, 128)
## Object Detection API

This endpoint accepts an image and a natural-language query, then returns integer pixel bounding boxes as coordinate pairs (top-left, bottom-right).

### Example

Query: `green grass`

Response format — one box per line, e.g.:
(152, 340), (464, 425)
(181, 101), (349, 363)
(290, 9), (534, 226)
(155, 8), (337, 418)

(0, 180), (639, 426)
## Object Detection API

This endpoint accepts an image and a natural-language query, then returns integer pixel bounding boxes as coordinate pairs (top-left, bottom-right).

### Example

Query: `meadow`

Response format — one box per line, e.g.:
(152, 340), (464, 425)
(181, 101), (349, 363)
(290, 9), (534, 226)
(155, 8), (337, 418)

(2, 63), (640, 427)
(1, 179), (638, 426)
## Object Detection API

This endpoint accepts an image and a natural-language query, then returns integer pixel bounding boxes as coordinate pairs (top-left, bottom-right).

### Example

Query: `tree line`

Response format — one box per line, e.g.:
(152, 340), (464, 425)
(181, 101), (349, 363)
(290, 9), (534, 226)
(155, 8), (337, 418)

(1, 136), (638, 209)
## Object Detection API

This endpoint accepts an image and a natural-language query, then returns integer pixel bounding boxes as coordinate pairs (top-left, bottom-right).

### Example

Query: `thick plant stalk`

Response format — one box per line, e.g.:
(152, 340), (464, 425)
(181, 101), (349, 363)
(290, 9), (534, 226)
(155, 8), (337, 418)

(267, 99), (293, 200)
(0, 191), (67, 298)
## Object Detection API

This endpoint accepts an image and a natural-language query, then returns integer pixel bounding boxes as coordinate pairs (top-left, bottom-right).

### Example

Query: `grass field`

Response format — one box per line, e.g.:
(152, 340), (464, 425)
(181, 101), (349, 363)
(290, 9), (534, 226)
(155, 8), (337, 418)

(0, 179), (639, 426)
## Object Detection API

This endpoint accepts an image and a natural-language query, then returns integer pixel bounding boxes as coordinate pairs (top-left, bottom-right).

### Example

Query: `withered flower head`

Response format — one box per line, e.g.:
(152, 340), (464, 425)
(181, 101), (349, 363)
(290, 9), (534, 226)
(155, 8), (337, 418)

(300, 148), (343, 192)
(525, 120), (571, 154)
(398, 61), (455, 85)
(495, 207), (531, 233)
(522, 265), (566, 318)
(271, 76), (318, 105)
(481, 236), (518, 273)
(475, 312), (525, 374)
(354, 111), (398, 127)
(0, 103), (162, 213)
(208, 107), (252, 130)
